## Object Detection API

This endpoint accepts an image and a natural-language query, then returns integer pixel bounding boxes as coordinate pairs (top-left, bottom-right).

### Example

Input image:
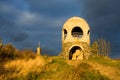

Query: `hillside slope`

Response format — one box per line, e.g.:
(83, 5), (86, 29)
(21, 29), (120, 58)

(0, 55), (120, 80)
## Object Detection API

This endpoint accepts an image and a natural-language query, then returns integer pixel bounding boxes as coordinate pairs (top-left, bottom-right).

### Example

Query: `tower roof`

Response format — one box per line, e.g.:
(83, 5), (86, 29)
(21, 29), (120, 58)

(62, 17), (90, 31)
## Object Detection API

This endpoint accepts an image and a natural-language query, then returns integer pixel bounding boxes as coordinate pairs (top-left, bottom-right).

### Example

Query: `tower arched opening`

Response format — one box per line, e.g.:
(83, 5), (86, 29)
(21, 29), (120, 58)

(71, 27), (83, 38)
(87, 30), (90, 35)
(69, 46), (82, 60)
(64, 29), (67, 40)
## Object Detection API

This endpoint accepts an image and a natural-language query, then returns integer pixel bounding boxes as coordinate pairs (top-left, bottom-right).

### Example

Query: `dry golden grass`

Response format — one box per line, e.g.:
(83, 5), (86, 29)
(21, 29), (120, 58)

(1, 56), (111, 80)
(4, 56), (45, 77)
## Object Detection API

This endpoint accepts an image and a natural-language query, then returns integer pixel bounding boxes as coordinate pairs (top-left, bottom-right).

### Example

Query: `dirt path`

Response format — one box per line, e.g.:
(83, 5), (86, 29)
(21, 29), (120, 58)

(88, 62), (120, 80)
(66, 60), (120, 80)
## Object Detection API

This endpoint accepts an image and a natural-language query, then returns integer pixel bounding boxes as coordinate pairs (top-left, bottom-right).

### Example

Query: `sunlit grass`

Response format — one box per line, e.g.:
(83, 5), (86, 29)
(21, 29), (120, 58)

(0, 56), (111, 80)
(89, 55), (120, 69)
(4, 56), (46, 79)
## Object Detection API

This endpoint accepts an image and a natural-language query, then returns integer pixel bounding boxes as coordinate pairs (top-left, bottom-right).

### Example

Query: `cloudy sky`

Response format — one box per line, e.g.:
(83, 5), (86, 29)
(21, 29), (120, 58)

(0, 0), (120, 58)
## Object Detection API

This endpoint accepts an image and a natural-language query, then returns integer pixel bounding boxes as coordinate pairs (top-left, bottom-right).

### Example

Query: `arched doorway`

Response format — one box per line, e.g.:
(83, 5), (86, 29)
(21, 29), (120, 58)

(69, 46), (82, 60)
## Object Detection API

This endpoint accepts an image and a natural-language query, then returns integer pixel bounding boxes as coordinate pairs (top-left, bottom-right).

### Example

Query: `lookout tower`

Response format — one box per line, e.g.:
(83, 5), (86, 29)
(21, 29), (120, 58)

(61, 17), (90, 60)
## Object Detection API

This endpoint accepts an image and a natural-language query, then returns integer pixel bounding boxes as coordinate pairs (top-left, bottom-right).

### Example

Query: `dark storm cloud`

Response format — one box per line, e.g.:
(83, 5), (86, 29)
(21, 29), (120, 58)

(13, 0), (76, 53)
(26, 0), (80, 17)
(0, 16), (29, 42)
(1, 0), (120, 57)
(80, 0), (120, 57)
(0, 0), (29, 42)
(80, 0), (120, 35)
(0, 0), (80, 55)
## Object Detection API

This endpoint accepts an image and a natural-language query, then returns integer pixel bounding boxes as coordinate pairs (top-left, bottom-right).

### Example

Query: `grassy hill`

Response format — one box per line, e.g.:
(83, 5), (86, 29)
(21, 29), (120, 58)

(0, 54), (120, 80)
(0, 44), (120, 80)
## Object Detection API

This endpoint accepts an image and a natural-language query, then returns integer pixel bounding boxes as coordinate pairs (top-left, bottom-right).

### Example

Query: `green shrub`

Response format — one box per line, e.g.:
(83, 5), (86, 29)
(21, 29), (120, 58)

(91, 38), (111, 57)
(0, 43), (36, 60)
(17, 49), (36, 59)
(0, 43), (16, 59)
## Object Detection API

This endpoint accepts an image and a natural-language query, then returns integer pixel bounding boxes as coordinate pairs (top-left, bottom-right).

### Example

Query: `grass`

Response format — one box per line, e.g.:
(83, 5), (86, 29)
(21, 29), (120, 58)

(0, 56), (110, 80)
(3, 56), (45, 79)
(89, 55), (120, 69)
(1, 43), (120, 79)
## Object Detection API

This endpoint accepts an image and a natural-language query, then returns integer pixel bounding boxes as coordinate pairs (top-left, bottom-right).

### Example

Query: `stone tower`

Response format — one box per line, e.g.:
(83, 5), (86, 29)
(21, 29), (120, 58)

(61, 17), (90, 60)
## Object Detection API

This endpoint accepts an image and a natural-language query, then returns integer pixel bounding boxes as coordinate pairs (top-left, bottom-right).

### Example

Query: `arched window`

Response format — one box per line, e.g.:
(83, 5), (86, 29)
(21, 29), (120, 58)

(64, 29), (67, 40)
(87, 30), (90, 35)
(71, 26), (83, 38)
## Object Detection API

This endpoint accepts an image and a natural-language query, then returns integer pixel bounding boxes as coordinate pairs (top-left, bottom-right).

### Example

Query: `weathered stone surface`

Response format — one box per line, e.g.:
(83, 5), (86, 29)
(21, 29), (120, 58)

(62, 17), (90, 44)
(61, 17), (91, 60)
(37, 47), (41, 55)
(61, 42), (91, 60)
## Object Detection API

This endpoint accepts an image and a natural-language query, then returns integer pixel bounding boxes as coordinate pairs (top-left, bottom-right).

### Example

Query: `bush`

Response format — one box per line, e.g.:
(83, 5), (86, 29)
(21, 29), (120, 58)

(91, 38), (111, 57)
(91, 41), (99, 55)
(17, 49), (36, 59)
(0, 43), (36, 60)
(0, 43), (17, 59)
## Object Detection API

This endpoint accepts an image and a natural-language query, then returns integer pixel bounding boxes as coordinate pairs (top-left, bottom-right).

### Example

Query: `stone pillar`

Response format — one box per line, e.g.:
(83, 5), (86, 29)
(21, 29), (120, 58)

(0, 39), (2, 46)
(37, 47), (41, 55)
(37, 42), (41, 55)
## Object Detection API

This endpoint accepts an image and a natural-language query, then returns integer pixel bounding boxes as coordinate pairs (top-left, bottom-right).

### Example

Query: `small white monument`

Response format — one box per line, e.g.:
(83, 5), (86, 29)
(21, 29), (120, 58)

(0, 39), (2, 46)
(37, 42), (41, 55)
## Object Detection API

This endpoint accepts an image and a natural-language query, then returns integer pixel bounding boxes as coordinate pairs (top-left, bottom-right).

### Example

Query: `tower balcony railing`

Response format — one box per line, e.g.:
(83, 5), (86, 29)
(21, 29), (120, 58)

(72, 32), (83, 38)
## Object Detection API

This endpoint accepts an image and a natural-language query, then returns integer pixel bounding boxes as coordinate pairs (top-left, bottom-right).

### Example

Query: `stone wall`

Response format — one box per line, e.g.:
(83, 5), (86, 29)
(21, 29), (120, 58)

(61, 41), (91, 60)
